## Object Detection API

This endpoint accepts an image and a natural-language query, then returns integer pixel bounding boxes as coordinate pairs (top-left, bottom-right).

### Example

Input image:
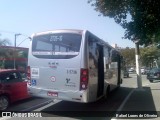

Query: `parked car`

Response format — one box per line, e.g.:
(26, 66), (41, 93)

(141, 68), (146, 74)
(123, 69), (129, 78)
(145, 68), (151, 74)
(147, 68), (160, 82)
(128, 68), (135, 74)
(0, 69), (30, 110)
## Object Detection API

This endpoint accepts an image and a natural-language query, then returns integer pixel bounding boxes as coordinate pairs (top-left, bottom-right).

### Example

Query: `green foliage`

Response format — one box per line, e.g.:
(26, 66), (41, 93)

(140, 46), (160, 67)
(119, 46), (160, 68)
(88, 0), (160, 46)
(0, 38), (11, 46)
(119, 47), (135, 67)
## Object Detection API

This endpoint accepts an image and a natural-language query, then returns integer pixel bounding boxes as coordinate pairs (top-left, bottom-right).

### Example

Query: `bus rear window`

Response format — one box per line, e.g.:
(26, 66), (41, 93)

(32, 33), (82, 59)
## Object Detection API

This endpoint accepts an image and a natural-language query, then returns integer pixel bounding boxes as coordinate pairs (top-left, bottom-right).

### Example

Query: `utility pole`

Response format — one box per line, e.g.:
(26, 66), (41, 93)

(135, 41), (142, 89)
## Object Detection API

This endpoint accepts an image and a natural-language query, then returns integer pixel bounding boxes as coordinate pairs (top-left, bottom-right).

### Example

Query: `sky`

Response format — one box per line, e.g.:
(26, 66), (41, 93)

(0, 0), (135, 48)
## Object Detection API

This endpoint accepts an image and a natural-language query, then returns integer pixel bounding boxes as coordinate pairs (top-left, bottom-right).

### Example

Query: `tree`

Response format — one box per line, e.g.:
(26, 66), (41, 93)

(88, 0), (160, 46)
(0, 38), (10, 46)
(120, 47), (135, 67)
(140, 46), (160, 67)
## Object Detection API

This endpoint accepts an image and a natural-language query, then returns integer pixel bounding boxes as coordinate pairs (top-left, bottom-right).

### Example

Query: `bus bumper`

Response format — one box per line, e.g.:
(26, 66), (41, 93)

(28, 86), (89, 103)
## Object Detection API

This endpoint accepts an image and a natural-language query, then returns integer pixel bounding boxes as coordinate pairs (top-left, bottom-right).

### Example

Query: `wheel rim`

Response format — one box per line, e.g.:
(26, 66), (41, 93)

(0, 96), (9, 110)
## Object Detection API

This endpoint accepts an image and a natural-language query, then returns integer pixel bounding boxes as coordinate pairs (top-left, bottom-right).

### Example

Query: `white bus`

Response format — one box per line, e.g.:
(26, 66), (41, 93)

(27, 29), (123, 103)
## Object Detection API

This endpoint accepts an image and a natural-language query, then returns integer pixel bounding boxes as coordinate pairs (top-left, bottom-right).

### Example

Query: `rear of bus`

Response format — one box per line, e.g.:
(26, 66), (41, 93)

(27, 30), (89, 102)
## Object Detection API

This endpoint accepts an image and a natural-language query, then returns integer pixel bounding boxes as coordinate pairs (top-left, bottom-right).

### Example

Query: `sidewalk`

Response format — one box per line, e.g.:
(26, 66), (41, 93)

(114, 82), (160, 120)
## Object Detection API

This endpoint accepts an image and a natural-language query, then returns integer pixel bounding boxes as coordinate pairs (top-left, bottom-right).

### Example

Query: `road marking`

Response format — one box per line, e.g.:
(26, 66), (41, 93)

(33, 99), (61, 111)
(21, 99), (53, 112)
(116, 89), (135, 111)
(33, 102), (55, 111)
(111, 88), (135, 120)
(0, 100), (57, 120)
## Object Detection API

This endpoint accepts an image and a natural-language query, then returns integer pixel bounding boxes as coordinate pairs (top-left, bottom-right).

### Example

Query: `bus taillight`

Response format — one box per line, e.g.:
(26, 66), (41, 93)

(80, 69), (88, 90)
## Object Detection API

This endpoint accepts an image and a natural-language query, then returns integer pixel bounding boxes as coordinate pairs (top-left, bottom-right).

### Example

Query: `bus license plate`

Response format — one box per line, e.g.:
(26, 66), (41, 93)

(47, 91), (58, 97)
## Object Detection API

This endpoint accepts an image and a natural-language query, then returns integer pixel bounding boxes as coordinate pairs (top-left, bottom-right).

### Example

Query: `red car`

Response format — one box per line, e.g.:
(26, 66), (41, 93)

(0, 69), (29, 110)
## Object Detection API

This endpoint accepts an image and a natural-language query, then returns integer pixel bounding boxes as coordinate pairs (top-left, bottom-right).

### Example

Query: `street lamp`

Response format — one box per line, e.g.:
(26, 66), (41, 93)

(17, 37), (31, 47)
(13, 33), (21, 69)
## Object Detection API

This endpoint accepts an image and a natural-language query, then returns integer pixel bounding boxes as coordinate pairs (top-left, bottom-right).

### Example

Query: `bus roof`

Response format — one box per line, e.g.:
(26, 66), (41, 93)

(31, 29), (121, 54)
(31, 29), (84, 37)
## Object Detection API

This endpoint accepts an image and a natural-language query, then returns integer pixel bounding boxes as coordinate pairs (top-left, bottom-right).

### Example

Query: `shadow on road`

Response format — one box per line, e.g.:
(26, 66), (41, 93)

(123, 76), (133, 78)
(40, 87), (132, 118)
(150, 81), (160, 83)
(6, 97), (52, 111)
(39, 86), (158, 119)
(118, 87), (158, 119)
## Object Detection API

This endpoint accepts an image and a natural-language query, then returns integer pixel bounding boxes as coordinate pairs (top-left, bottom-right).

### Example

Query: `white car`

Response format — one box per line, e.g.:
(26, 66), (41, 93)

(128, 68), (135, 73)
(141, 68), (146, 74)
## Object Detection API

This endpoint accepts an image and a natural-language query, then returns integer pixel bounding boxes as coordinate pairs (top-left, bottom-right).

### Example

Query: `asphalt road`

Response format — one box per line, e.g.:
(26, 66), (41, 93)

(5, 74), (141, 112)
(6, 97), (53, 112)
(33, 74), (148, 118)
(2, 73), (159, 120)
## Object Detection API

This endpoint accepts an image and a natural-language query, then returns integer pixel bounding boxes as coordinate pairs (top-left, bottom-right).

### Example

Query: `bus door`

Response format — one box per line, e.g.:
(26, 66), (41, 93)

(97, 44), (104, 98)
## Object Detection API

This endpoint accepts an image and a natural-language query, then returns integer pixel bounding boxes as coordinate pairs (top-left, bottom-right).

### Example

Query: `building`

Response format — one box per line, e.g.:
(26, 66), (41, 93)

(0, 46), (28, 70)
(111, 44), (122, 51)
